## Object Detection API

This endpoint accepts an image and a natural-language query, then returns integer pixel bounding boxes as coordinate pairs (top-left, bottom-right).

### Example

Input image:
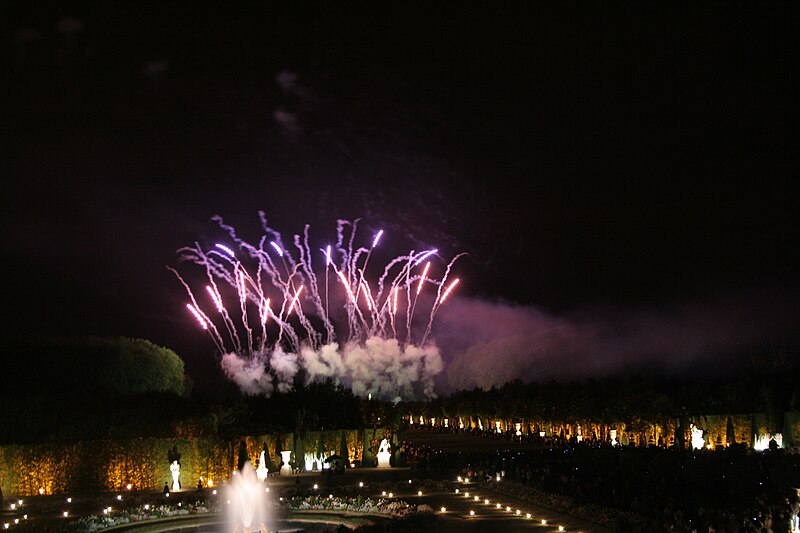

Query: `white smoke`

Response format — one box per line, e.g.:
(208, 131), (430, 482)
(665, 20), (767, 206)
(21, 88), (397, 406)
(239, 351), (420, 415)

(269, 347), (299, 393)
(220, 352), (273, 396)
(220, 336), (444, 400)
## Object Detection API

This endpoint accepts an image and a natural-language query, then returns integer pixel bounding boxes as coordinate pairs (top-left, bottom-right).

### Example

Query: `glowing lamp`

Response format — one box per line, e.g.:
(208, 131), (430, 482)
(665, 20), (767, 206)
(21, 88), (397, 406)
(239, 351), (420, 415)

(313, 484), (319, 490)
(418, 491), (423, 496)
(484, 499), (489, 504)
(39, 488), (45, 495)
(516, 509), (521, 515)
(526, 513), (531, 519)
(541, 519), (547, 525)
(63, 511), (69, 517)
(381, 491), (386, 496)
(559, 527), (565, 532)
(359, 482), (364, 488)
(469, 510), (475, 516)
(496, 503), (501, 508)
(388, 492), (393, 498)
(506, 506), (511, 512)
(440, 507), (447, 513)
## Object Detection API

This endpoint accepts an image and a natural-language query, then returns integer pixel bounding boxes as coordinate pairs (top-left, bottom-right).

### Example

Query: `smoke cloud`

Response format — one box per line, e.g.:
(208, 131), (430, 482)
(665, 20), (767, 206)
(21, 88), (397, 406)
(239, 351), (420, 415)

(436, 290), (798, 391)
(220, 352), (273, 396)
(220, 289), (797, 398)
(220, 336), (443, 401)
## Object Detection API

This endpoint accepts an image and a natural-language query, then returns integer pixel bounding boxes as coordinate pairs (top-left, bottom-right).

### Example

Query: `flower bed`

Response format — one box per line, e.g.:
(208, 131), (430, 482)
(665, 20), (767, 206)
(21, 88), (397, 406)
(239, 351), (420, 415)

(67, 502), (208, 532)
(58, 492), (430, 532)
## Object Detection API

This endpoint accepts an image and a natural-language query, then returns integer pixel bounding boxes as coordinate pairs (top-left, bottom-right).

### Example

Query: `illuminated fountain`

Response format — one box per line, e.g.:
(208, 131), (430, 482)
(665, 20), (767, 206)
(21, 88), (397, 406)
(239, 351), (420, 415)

(753, 433), (783, 451)
(376, 439), (392, 468)
(229, 461), (270, 533)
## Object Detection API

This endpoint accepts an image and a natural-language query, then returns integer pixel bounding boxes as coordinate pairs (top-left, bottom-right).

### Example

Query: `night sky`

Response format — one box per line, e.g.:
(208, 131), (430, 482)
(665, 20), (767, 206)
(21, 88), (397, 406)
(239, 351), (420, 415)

(3, 2), (798, 392)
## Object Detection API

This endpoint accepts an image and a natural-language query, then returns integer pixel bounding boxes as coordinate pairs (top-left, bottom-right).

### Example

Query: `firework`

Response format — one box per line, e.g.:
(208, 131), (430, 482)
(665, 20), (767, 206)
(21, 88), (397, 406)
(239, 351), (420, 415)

(170, 213), (465, 399)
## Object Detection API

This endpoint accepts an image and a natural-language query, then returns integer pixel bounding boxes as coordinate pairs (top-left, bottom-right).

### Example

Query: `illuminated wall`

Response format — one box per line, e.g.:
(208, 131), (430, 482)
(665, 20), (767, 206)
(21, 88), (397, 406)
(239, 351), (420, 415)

(0, 431), (362, 497)
(407, 412), (800, 450)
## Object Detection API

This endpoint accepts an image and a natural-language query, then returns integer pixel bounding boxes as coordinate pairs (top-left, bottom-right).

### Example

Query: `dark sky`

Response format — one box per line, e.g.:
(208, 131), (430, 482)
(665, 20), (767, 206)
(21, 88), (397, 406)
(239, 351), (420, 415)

(2, 2), (798, 390)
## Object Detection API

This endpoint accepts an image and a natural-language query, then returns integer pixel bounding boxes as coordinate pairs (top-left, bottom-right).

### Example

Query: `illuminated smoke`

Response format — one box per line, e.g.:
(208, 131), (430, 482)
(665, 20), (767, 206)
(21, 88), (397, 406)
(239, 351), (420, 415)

(171, 213), (463, 399)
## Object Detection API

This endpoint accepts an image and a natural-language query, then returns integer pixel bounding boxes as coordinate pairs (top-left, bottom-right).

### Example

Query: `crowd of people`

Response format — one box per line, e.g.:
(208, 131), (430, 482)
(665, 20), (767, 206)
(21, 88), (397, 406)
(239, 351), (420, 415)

(400, 424), (800, 532)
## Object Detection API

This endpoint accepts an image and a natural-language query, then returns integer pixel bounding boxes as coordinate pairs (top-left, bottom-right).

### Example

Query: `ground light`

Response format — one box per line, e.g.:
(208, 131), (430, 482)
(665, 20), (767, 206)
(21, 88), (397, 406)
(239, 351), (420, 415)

(440, 507), (446, 513)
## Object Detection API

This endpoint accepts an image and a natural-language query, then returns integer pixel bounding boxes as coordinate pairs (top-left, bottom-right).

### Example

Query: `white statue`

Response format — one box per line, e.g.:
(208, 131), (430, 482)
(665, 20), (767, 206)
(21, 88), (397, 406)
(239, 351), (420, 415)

(610, 429), (618, 447)
(170, 460), (181, 491)
(256, 450), (269, 481)
(690, 424), (705, 450)
(279, 451), (293, 476)
(377, 438), (392, 468)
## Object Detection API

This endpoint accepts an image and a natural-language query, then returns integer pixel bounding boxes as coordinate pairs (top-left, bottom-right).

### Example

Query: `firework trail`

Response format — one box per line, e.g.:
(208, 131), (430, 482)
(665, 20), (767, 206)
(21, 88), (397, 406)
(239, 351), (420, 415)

(171, 213), (464, 400)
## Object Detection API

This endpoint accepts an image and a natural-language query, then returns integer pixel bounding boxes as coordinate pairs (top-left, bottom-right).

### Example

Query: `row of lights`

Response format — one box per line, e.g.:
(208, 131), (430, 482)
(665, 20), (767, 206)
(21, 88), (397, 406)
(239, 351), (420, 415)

(453, 487), (567, 530)
(4, 480), (232, 530)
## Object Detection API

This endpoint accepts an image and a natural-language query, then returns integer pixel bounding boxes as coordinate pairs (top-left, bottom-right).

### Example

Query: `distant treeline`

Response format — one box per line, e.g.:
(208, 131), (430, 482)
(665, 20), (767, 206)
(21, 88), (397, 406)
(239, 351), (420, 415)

(406, 373), (800, 426)
(3, 337), (799, 445)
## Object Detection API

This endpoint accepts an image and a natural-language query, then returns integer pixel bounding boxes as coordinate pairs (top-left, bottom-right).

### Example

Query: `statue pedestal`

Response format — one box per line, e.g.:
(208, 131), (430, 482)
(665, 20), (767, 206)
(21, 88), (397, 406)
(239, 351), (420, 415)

(279, 451), (293, 476)
(376, 451), (391, 468)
